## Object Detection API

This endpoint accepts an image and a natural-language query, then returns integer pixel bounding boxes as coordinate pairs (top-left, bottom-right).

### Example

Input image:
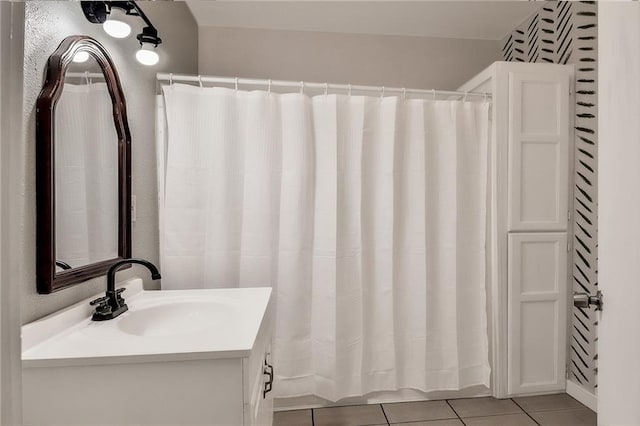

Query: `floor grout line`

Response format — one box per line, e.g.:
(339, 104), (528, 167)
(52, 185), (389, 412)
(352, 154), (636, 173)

(445, 399), (466, 425)
(445, 399), (460, 417)
(511, 397), (541, 426)
(525, 406), (593, 414)
(379, 403), (391, 425)
(457, 411), (535, 418)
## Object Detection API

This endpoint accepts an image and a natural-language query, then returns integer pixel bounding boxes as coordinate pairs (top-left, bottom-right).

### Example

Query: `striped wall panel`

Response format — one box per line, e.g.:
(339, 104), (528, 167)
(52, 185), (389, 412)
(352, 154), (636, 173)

(502, 1), (598, 393)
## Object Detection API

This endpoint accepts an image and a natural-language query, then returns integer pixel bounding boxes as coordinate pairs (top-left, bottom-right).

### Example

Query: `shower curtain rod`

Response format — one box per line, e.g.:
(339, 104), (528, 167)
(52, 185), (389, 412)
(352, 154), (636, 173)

(156, 73), (491, 100)
(65, 72), (105, 79)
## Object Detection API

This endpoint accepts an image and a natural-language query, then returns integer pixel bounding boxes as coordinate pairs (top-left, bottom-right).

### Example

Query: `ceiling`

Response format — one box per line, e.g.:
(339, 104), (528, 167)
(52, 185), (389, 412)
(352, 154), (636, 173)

(184, 1), (544, 41)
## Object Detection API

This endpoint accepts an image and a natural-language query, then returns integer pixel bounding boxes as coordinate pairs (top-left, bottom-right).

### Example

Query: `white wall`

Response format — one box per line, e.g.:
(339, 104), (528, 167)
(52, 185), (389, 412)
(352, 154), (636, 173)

(21, 1), (198, 324)
(1, 2), (25, 423)
(199, 26), (502, 90)
(598, 2), (640, 425)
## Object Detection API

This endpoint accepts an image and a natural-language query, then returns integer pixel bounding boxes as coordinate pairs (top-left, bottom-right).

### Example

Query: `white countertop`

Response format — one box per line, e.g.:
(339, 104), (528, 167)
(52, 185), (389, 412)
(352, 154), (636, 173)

(22, 279), (272, 368)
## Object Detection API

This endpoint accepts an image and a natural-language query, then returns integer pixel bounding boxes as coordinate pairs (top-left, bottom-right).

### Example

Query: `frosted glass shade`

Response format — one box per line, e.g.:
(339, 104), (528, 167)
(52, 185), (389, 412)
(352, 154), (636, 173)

(103, 9), (131, 39)
(136, 44), (159, 66)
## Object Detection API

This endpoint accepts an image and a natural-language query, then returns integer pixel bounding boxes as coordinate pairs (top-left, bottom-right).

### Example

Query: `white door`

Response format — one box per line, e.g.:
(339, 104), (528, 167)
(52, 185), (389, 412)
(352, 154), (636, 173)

(598, 3), (640, 425)
(508, 232), (567, 395)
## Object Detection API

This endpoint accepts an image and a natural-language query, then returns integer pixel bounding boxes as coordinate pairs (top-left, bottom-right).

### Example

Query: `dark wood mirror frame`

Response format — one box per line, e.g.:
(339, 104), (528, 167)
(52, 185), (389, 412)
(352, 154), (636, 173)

(36, 35), (131, 294)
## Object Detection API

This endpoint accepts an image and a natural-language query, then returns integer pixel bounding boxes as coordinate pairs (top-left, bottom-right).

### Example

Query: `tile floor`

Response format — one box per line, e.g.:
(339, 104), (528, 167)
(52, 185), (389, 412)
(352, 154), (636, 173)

(273, 393), (596, 426)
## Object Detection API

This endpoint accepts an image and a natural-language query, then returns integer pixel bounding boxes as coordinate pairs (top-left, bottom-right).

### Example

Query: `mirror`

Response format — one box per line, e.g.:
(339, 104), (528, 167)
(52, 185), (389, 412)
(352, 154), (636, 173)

(36, 36), (131, 293)
(55, 58), (119, 271)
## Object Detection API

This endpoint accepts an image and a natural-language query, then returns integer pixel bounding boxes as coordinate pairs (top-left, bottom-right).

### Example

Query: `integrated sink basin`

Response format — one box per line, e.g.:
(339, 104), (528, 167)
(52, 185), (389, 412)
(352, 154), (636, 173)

(117, 301), (234, 337)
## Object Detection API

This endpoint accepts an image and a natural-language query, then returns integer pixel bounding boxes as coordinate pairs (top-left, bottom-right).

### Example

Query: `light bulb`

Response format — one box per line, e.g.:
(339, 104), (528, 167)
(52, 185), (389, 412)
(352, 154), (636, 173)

(136, 43), (159, 66)
(103, 8), (131, 39)
(72, 51), (89, 63)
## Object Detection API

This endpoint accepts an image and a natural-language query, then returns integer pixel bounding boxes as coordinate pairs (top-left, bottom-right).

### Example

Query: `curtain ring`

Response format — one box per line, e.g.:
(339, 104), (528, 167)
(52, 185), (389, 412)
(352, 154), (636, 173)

(84, 71), (90, 85)
(235, 77), (239, 91)
(198, 75), (203, 88)
(432, 89), (436, 100)
(324, 82), (328, 96)
(169, 73), (173, 86)
(381, 86), (385, 99)
(402, 88), (406, 100)
(484, 92), (488, 102)
(300, 81), (304, 95)
(348, 83), (352, 97)
(268, 79), (272, 94)
(464, 91), (468, 102)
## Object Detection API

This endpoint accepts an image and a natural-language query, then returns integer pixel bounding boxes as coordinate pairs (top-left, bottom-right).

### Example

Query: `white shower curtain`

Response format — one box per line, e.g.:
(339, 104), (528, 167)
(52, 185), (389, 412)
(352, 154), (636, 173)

(159, 84), (491, 401)
(55, 83), (119, 269)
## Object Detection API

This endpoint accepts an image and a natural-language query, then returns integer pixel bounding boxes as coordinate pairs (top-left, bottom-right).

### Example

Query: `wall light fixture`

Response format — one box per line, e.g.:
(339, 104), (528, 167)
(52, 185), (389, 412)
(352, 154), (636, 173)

(80, 1), (162, 66)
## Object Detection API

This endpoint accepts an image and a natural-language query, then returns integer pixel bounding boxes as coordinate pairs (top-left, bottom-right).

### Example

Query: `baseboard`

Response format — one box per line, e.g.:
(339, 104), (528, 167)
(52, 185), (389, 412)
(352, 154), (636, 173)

(566, 379), (597, 412)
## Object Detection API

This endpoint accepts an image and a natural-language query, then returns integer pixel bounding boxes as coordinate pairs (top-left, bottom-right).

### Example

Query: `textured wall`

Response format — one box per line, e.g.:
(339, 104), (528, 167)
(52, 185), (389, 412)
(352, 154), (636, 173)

(1, 2), (26, 422)
(199, 26), (502, 90)
(21, 1), (198, 323)
(502, 1), (598, 392)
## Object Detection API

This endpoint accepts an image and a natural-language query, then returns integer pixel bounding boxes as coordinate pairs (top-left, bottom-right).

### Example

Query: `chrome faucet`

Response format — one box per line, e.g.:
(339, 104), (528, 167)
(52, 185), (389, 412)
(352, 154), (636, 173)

(90, 258), (161, 321)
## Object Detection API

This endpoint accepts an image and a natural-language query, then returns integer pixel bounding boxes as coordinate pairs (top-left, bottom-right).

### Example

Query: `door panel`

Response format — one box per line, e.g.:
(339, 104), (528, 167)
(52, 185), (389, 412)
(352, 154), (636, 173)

(508, 232), (568, 395)
(508, 72), (570, 231)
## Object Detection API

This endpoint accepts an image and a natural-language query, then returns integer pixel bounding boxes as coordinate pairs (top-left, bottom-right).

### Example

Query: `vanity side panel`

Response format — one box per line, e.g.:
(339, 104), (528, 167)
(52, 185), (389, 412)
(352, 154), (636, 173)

(23, 358), (244, 426)
(244, 295), (274, 425)
(245, 296), (274, 403)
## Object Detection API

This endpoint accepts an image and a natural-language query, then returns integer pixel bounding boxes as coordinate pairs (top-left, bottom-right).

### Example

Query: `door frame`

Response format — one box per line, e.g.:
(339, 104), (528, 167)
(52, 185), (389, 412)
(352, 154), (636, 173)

(0, 2), (25, 424)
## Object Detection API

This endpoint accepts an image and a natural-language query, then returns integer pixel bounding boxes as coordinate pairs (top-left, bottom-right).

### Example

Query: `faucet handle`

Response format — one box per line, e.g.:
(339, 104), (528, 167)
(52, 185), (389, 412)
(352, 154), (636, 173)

(114, 288), (126, 305)
(90, 296), (110, 306)
(89, 296), (112, 316)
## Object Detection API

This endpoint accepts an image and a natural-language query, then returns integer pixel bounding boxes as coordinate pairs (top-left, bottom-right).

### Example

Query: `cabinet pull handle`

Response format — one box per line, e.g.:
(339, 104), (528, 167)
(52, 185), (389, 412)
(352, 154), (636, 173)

(263, 362), (274, 399)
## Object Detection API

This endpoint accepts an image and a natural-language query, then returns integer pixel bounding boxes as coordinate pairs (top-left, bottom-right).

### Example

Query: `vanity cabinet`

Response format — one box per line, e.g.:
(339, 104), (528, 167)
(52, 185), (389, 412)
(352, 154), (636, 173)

(22, 282), (274, 426)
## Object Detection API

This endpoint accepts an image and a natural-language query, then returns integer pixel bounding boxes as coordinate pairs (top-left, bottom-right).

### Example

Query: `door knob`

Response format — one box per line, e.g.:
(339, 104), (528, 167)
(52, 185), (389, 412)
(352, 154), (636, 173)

(573, 290), (603, 311)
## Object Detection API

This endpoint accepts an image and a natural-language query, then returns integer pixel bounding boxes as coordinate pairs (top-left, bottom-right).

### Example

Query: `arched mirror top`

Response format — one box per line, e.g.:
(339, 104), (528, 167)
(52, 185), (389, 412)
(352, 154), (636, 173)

(38, 35), (130, 143)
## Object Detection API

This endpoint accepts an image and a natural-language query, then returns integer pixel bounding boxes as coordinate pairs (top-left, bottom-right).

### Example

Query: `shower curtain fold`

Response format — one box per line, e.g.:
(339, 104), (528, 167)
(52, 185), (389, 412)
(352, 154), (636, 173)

(159, 84), (491, 401)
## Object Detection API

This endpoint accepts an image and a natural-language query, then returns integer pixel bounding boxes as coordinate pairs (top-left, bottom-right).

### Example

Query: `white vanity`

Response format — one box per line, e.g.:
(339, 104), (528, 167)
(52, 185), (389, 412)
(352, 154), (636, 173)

(22, 279), (274, 426)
